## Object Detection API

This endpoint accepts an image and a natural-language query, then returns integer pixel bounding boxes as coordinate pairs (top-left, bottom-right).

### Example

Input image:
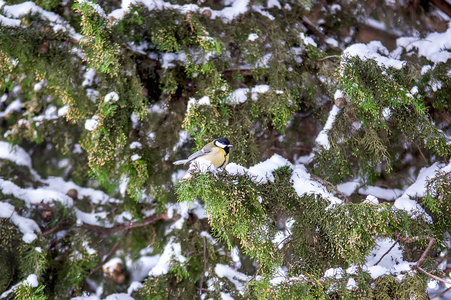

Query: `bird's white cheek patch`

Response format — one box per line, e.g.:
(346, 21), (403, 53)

(215, 141), (227, 148)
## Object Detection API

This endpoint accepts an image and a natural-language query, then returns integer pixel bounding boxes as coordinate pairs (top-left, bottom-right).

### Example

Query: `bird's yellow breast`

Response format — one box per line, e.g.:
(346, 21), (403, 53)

(202, 147), (229, 168)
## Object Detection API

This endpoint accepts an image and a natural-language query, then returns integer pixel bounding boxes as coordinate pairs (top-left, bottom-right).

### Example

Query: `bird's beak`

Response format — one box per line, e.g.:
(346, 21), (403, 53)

(228, 144), (233, 147)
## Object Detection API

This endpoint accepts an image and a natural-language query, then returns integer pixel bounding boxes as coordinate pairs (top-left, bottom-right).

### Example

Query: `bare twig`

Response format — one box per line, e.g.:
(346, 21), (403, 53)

(199, 236), (207, 295)
(1, 278), (13, 295)
(429, 0), (451, 18)
(431, 286), (451, 300)
(416, 237), (436, 267)
(302, 16), (326, 40)
(394, 233), (421, 243)
(81, 213), (180, 235)
(31, 202), (52, 209)
(41, 221), (74, 237)
(276, 234), (293, 250)
(316, 55), (341, 61)
(286, 275), (340, 284)
(374, 240), (398, 266)
(89, 238), (123, 275)
(416, 266), (451, 285)
(404, 236), (451, 285)
(311, 174), (351, 203)
(435, 251), (448, 269)
(414, 141), (428, 163)
(42, 223), (61, 237)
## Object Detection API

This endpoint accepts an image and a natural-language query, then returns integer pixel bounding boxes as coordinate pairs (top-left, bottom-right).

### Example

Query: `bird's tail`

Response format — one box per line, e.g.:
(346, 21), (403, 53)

(173, 159), (188, 165)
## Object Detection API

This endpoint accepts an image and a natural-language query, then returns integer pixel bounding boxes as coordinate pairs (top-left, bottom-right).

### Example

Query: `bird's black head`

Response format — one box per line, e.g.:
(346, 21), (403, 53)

(214, 138), (233, 154)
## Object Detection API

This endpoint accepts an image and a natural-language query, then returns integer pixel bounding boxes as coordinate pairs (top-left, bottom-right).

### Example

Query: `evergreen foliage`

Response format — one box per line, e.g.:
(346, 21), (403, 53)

(0, 0), (450, 299)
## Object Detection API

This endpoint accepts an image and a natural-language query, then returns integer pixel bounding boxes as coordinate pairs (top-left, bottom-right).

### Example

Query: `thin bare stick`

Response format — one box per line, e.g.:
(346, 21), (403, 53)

(311, 174), (351, 203)
(374, 240), (398, 266)
(82, 213), (180, 235)
(90, 229), (131, 275)
(416, 266), (451, 285)
(407, 236), (451, 285)
(199, 236), (207, 295)
(429, 0), (451, 18)
(31, 202), (52, 209)
(416, 142), (428, 163)
(41, 223), (61, 237)
(431, 286), (451, 300)
(317, 55), (341, 61)
(394, 233), (421, 243)
(1, 278), (13, 295)
(416, 237), (436, 267)
(89, 240), (122, 275)
(396, 235), (450, 285)
(435, 251), (448, 268)
(41, 221), (74, 237)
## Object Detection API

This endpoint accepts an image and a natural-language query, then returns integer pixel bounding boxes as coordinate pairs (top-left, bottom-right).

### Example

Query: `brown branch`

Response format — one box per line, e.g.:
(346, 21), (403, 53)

(276, 234), (293, 250)
(302, 16), (326, 41)
(311, 174), (351, 204)
(356, 24), (398, 50)
(416, 266), (451, 285)
(41, 221), (74, 237)
(431, 286), (451, 300)
(404, 236), (451, 285)
(30, 202), (52, 210)
(374, 240), (398, 266)
(413, 141), (428, 163)
(199, 236), (207, 295)
(429, 0), (451, 18)
(89, 231), (129, 275)
(435, 250), (449, 267)
(316, 55), (341, 62)
(396, 235), (436, 267)
(81, 213), (180, 235)
(286, 275), (340, 284)
(222, 69), (254, 77)
(42, 223), (61, 237)
(1, 278), (13, 295)
(416, 237), (436, 268)
(394, 233), (421, 243)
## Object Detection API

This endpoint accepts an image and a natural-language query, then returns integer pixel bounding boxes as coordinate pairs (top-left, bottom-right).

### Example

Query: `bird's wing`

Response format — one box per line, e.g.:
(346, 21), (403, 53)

(173, 159), (188, 165)
(184, 148), (211, 164)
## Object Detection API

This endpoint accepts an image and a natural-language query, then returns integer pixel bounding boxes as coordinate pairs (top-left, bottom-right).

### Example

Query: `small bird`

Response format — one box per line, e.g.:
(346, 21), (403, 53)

(174, 137), (233, 169)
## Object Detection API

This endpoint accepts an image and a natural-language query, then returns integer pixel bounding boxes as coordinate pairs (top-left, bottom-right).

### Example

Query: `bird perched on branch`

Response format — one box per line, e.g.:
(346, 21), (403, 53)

(174, 137), (233, 169)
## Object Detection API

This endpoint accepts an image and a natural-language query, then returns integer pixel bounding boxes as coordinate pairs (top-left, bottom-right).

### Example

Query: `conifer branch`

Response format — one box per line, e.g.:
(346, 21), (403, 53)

(311, 174), (351, 203)
(81, 213), (181, 235)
